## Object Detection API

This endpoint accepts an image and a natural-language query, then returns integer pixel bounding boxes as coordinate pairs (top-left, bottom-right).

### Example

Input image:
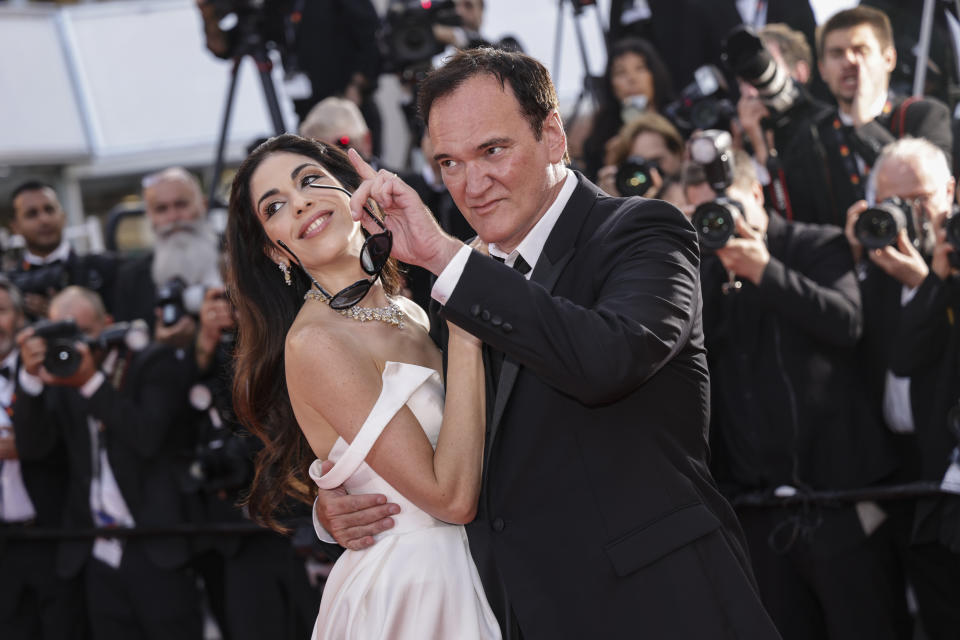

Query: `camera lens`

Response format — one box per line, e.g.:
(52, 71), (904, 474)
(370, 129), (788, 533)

(615, 157), (655, 197)
(855, 200), (909, 250)
(43, 340), (82, 378)
(692, 199), (739, 250)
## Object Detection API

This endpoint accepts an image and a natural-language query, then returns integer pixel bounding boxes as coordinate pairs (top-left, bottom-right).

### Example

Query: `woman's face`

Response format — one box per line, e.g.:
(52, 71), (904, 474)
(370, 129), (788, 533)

(610, 51), (655, 104)
(250, 151), (363, 271)
(629, 131), (682, 177)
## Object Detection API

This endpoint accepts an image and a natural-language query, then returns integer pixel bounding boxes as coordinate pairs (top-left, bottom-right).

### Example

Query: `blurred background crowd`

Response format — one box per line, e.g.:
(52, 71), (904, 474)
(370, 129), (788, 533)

(1, 1), (960, 640)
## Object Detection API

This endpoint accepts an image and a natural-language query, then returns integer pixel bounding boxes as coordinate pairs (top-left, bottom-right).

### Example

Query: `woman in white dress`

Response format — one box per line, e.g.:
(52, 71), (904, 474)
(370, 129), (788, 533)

(225, 134), (501, 639)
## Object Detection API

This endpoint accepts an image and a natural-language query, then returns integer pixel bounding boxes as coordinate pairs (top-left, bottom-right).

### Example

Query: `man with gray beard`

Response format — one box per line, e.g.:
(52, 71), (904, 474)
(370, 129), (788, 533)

(113, 168), (224, 348)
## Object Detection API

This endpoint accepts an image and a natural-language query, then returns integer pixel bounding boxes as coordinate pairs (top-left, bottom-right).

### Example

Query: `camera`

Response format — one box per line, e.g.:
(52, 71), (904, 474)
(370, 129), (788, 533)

(180, 383), (252, 494)
(663, 65), (736, 136)
(10, 262), (69, 296)
(689, 129), (735, 192)
(721, 26), (800, 117)
(692, 198), (743, 251)
(31, 319), (150, 378)
(156, 277), (206, 327)
(381, 0), (461, 76)
(855, 197), (915, 250)
(616, 157), (658, 197)
(203, 0), (294, 59)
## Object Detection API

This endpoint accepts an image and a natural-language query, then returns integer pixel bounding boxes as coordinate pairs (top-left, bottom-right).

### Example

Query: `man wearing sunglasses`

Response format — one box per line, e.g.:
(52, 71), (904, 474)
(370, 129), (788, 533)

(314, 48), (780, 639)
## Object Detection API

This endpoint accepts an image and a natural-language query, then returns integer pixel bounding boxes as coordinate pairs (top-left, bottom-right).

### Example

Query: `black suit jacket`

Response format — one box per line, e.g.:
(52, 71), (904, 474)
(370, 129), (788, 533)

(12, 343), (195, 578)
(112, 252), (157, 330)
(441, 174), (780, 639)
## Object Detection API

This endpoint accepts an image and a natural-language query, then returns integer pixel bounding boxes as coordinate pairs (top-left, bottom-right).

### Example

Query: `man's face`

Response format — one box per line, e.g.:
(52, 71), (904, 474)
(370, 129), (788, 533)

(456, 0), (483, 32)
(874, 156), (954, 253)
(49, 298), (105, 340)
(144, 178), (205, 234)
(0, 290), (22, 359)
(818, 24), (895, 107)
(11, 187), (66, 255)
(429, 74), (567, 253)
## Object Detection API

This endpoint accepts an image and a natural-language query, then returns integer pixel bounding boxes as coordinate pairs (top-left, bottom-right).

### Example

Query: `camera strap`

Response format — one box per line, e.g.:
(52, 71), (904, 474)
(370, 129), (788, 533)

(765, 151), (794, 221)
(889, 96), (922, 139)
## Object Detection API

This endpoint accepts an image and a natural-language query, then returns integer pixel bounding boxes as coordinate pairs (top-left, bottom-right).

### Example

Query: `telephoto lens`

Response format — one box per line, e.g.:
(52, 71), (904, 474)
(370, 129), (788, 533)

(855, 197), (912, 250)
(615, 157), (656, 197)
(691, 198), (742, 250)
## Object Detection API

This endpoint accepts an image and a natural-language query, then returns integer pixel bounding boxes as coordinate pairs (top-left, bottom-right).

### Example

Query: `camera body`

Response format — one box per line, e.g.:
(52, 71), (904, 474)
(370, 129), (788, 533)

(31, 319), (149, 378)
(381, 0), (461, 75)
(946, 210), (960, 268)
(10, 262), (69, 296)
(687, 130), (740, 250)
(616, 156), (658, 197)
(854, 197), (915, 250)
(156, 277), (206, 327)
(692, 198), (744, 251)
(663, 65), (736, 136)
(180, 382), (252, 494)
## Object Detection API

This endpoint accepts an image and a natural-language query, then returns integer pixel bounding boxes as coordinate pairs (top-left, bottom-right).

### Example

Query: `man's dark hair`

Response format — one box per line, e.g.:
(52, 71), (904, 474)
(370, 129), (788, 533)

(816, 6), (893, 60)
(11, 180), (56, 208)
(0, 275), (25, 317)
(417, 47), (559, 140)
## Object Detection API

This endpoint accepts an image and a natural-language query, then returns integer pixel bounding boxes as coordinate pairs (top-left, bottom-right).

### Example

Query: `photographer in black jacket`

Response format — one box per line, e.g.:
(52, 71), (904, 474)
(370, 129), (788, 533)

(845, 137), (960, 640)
(684, 147), (903, 640)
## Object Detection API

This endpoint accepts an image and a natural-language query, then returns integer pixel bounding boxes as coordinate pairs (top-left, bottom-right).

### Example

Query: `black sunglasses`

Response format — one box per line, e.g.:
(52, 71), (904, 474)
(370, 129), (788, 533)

(275, 184), (392, 310)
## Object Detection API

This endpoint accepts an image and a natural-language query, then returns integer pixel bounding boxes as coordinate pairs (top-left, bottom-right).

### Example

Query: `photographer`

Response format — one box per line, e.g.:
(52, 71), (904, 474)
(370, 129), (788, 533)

(767, 7), (952, 228)
(7, 181), (118, 321)
(845, 137), (960, 639)
(595, 111), (685, 206)
(684, 145), (903, 640)
(13, 287), (201, 640)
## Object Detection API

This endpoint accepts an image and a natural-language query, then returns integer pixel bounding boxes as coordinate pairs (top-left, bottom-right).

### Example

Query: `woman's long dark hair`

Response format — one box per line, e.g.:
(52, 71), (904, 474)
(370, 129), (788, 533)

(226, 134), (401, 532)
(582, 37), (675, 180)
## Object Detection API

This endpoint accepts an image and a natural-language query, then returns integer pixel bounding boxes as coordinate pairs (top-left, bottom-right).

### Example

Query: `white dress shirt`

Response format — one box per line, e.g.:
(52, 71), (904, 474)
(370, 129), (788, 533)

(0, 350), (37, 523)
(22, 240), (71, 266)
(882, 285), (918, 434)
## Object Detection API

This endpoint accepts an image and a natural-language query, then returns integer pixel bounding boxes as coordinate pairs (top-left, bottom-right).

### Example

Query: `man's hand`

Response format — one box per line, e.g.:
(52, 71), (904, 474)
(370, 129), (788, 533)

(930, 225), (957, 281)
(596, 165), (621, 197)
(155, 313), (197, 350)
(868, 229), (929, 288)
(737, 93), (771, 165)
(17, 327), (46, 377)
(315, 460), (399, 551)
(715, 216), (771, 285)
(845, 200), (868, 264)
(850, 53), (881, 127)
(347, 149), (464, 276)
(195, 287), (234, 370)
(0, 429), (18, 461)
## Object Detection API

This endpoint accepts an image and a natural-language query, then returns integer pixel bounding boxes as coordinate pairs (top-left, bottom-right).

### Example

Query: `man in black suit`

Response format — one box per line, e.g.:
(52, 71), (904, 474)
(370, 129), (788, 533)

(8, 181), (118, 320)
(845, 138), (960, 640)
(775, 6), (952, 228)
(13, 287), (201, 640)
(315, 47), (780, 639)
(0, 277), (84, 640)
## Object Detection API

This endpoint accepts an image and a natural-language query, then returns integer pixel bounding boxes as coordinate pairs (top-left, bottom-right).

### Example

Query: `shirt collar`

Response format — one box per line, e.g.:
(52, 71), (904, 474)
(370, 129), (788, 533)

(23, 240), (71, 266)
(488, 168), (576, 274)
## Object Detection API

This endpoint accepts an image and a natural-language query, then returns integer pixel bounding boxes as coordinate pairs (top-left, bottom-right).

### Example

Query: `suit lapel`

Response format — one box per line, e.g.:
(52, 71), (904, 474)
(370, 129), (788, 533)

(483, 174), (601, 468)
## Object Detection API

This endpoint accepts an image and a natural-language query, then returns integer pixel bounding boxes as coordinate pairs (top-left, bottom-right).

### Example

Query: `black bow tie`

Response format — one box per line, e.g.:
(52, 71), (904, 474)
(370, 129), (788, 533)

(0, 365), (12, 380)
(493, 254), (531, 276)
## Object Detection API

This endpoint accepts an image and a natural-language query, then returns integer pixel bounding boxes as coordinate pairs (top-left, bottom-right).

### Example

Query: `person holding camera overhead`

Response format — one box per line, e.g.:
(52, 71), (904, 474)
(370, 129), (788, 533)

(7, 181), (119, 321)
(12, 286), (201, 640)
(845, 137), (960, 640)
(683, 144), (904, 640)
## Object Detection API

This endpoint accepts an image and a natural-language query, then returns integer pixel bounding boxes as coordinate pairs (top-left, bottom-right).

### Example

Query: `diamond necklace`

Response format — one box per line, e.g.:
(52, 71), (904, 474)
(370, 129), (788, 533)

(304, 289), (405, 328)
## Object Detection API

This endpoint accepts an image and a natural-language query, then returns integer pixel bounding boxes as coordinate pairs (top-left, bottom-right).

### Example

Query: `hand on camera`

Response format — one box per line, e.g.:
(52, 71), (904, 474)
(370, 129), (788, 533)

(845, 200), (868, 264)
(715, 216), (770, 285)
(16, 327), (96, 387)
(196, 287), (234, 370)
(736, 93), (771, 164)
(155, 313), (197, 350)
(868, 229), (929, 289)
(930, 225), (957, 281)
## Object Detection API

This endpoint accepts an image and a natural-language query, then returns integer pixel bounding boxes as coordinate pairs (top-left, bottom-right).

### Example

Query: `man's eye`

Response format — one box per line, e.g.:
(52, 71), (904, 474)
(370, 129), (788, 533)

(486, 146), (504, 156)
(440, 159), (458, 169)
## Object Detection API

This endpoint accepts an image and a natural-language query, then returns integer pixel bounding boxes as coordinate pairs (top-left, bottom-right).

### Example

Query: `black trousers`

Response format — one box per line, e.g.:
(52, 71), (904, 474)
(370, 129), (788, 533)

(737, 504), (909, 640)
(0, 537), (86, 640)
(84, 539), (203, 640)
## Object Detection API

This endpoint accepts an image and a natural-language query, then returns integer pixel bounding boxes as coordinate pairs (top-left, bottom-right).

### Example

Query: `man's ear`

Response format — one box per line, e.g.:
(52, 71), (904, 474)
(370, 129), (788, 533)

(883, 45), (896, 74)
(543, 110), (568, 164)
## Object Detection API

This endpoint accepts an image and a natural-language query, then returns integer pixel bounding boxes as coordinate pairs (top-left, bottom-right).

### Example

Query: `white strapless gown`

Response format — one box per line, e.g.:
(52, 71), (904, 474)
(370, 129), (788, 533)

(309, 361), (501, 640)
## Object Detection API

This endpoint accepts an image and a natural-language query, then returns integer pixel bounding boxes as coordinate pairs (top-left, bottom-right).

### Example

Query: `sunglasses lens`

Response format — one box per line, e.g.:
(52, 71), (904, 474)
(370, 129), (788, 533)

(360, 232), (392, 275)
(330, 281), (372, 309)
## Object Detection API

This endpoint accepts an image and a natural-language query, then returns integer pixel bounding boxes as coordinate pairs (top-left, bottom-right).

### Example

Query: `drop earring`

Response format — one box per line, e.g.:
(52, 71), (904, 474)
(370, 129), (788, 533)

(279, 262), (292, 286)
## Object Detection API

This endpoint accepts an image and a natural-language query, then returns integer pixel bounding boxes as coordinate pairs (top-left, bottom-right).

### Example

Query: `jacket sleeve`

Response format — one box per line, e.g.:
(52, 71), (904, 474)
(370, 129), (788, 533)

(82, 346), (192, 460)
(11, 385), (61, 460)
(755, 228), (862, 348)
(442, 198), (701, 406)
(889, 272), (957, 376)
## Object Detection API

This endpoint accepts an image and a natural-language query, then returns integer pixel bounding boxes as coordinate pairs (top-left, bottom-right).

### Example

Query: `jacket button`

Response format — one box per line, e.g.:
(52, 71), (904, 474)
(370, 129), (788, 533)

(492, 517), (505, 532)
(491, 316), (502, 327)
(481, 310), (491, 322)
(470, 304), (481, 317)
(502, 323), (513, 333)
